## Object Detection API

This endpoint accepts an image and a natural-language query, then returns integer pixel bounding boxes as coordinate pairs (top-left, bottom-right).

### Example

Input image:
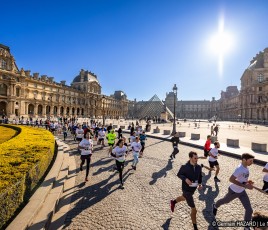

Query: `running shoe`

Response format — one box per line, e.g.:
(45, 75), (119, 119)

(212, 203), (217, 216)
(170, 200), (175, 212)
(214, 177), (221, 182)
(85, 177), (88, 182)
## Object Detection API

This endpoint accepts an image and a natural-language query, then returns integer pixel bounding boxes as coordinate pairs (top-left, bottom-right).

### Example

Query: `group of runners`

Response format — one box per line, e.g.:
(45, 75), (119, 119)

(60, 122), (267, 230)
(170, 134), (268, 230)
(72, 123), (147, 189)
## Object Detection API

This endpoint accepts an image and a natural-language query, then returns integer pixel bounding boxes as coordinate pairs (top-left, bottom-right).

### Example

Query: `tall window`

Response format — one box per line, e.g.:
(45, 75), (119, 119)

(0, 84), (7, 96)
(16, 88), (20, 97)
(257, 74), (264, 83)
(0, 59), (7, 69)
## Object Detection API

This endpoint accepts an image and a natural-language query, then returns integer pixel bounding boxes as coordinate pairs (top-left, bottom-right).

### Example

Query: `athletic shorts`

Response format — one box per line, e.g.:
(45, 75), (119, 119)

(209, 160), (219, 168)
(76, 137), (82, 142)
(262, 180), (268, 193)
(80, 155), (91, 160)
(98, 138), (104, 141)
(182, 191), (195, 208)
(108, 143), (114, 147)
(204, 149), (210, 157)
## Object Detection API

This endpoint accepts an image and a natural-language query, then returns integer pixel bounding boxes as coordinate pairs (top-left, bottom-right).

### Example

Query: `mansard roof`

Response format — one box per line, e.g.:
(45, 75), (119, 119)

(72, 69), (99, 84)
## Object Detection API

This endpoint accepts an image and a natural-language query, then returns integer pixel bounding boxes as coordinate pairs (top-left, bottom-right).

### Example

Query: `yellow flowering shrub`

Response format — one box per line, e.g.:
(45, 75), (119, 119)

(0, 126), (17, 144)
(0, 125), (55, 228)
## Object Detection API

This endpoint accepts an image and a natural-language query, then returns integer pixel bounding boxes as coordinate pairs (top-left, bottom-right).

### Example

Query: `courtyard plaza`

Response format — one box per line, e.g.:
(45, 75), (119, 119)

(49, 129), (267, 230)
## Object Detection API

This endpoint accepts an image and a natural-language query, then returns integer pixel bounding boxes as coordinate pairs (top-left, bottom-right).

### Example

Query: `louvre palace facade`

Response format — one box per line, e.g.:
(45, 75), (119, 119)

(0, 44), (129, 119)
(163, 47), (268, 122)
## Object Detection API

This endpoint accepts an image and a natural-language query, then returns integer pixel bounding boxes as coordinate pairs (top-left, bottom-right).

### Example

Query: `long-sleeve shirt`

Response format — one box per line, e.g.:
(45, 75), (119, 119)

(177, 161), (202, 193)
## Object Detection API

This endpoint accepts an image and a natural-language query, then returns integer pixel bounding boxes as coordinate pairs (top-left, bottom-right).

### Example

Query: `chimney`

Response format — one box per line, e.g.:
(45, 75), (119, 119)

(60, 80), (66, 85)
(33, 73), (39, 79)
(25, 70), (31, 77)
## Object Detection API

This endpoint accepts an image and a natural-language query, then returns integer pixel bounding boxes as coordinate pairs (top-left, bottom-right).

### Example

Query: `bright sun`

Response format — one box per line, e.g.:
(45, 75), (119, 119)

(208, 17), (234, 76)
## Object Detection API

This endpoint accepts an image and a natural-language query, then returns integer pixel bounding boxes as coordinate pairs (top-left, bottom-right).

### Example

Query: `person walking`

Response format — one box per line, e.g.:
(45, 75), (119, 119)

(212, 153), (254, 229)
(169, 132), (180, 159)
(78, 132), (93, 182)
(214, 125), (219, 136)
(62, 123), (68, 141)
(111, 139), (128, 189)
(131, 136), (142, 170)
(117, 127), (123, 139)
(170, 151), (203, 230)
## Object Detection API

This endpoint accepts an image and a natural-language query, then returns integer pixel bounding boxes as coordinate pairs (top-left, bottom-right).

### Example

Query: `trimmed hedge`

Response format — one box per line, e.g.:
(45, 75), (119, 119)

(0, 125), (55, 229)
(0, 126), (17, 144)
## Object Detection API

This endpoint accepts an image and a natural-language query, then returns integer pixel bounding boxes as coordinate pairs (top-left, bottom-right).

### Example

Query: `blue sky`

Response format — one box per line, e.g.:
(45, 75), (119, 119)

(1, 0), (268, 101)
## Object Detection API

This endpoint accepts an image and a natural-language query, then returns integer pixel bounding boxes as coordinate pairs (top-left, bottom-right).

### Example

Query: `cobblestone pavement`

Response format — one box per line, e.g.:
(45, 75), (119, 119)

(61, 135), (267, 230)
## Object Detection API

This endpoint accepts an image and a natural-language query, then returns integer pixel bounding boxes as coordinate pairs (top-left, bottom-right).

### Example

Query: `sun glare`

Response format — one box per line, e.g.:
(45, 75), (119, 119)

(208, 17), (234, 76)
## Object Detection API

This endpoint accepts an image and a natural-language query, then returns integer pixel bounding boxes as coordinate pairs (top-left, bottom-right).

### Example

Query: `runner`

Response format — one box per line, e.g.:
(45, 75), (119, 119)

(139, 131), (147, 157)
(131, 136), (142, 170)
(208, 141), (221, 182)
(111, 139), (128, 189)
(98, 127), (106, 147)
(169, 132), (180, 160)
(170, 151), (202, 230)
(78, 132), (93, 182)
(212, 153), (254, 228)
(129, 131), (136, 144)
(198, 135), (212, 159)
(262, 162), (268, 193)
(106, 129), (117, 156)
(76, 125), (85, 147)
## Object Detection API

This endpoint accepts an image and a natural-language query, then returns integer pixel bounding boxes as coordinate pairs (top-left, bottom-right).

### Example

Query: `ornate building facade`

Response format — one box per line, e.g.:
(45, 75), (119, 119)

(0, 44), (129, 119)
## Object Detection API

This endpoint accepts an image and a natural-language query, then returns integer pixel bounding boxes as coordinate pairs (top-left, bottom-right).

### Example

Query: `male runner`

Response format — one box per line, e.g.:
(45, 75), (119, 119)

(170, 151), (202, 230)
(213, 153), (254, 230)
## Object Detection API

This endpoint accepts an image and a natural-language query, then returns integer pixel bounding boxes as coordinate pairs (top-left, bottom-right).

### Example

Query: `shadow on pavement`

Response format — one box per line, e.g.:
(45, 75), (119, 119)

(149, 159), (173, 185)
(161, 217), (172, 230)
(198, 171), (219, 230)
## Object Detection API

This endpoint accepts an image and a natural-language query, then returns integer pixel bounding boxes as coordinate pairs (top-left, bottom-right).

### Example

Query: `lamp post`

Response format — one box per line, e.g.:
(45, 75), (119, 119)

(172, 84), (178, 135)
(102, 95), (105, 125)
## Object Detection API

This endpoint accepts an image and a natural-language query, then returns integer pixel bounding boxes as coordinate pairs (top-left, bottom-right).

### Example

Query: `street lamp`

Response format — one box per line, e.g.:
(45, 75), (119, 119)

(172, 84), (178, 135)
(102, 95), (105, 125)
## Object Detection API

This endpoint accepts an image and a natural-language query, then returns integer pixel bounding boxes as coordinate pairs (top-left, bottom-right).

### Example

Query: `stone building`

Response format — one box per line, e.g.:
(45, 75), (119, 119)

(239, 48), (268, 121)
(217, 86), (240, 121)
(0, 44), (129, 119)
(165, 91), (212, 119)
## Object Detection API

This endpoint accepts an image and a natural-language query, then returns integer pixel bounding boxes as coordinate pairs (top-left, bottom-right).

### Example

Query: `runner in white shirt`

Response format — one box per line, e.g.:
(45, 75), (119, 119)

(111, 139), (128, 189)
(213, 153), (254, 227)
(131, 136), (142, 170)
(262, 162), (268, 193)
(98, 128), (106, 147)
(76, 125), (84, 143)
(78, 132), (93, 182)
(129, 131), (136, 144)
(208, 141), (221, 182)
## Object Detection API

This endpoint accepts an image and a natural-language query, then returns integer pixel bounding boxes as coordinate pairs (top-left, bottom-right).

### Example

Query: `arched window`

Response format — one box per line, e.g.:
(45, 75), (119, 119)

(0, 84), (7, 96)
